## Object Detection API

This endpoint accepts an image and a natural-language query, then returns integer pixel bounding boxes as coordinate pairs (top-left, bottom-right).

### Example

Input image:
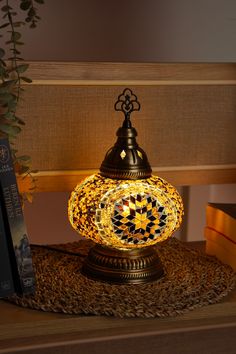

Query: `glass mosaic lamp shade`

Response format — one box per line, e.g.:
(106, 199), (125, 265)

(68, 88), (184, 284)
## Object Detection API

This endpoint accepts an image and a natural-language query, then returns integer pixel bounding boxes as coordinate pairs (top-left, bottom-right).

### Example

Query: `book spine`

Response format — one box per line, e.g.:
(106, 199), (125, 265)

(0, 139), (35, 295)
(0, 200), (15, 298)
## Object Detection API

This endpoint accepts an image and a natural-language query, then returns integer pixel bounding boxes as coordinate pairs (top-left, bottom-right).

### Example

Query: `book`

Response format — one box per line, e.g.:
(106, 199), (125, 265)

(0, 201), (15, 298)
(206, 239), (236, 271)
(205, 226), (236, 251)
(205, 226), (236, 271)
(0, 138), (35, 295)
(206, 203), (236, 242)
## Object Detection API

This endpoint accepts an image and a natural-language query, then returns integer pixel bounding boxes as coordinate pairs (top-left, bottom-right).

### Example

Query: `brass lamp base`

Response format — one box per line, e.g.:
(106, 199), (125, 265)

(81, 244), (164, 284)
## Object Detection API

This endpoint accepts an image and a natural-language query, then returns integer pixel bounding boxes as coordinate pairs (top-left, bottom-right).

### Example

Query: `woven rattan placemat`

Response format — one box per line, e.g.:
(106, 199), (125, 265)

(9, 238), (236, 318)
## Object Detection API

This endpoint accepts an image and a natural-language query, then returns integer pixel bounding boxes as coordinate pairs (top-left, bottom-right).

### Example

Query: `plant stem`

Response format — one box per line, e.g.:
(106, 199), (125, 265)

(6, 0), (21, 104)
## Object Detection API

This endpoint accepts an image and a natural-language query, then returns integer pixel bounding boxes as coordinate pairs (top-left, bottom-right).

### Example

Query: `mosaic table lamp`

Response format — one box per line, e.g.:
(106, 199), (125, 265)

(68, 88), (184, 284)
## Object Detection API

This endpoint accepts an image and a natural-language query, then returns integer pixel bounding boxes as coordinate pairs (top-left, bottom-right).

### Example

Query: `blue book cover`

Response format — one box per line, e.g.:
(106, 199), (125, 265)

(0, 138), (35, 295)
(0, 200), (15, 298)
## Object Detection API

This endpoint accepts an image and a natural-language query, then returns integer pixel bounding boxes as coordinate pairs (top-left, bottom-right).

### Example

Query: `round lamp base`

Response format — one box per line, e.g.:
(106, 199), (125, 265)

(81, 244), (164, 284)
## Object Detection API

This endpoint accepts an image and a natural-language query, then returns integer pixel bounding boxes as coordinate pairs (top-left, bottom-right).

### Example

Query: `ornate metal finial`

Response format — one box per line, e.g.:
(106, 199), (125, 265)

(100, 88), (152, 180)
(114, 88), (140, 127)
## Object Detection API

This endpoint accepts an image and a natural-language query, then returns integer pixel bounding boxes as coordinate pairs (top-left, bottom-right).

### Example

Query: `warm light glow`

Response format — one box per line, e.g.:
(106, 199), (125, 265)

(68, 173), (184, 250)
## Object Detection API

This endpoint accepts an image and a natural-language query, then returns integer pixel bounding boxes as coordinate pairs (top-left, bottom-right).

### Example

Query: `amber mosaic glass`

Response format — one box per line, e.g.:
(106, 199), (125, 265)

(68, 174), (183, 250)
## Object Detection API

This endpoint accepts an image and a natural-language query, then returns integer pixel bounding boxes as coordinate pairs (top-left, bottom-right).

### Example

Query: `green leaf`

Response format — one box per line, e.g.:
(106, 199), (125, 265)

(28, 186), (37, 191)
(13, 22), (25, 27)
(1, 111), (14, 120)
(0, 58), (6, 66)
(12, 32), (22, 41)
(11, 148), (18, 154)
(15, 116), (26, 125)
(25, 192), (33, 203)
(17, 155), (31, 162)
(28, 8), (36, 17)
(10, 48), (21, 54)
(0, 48), (5, 58)
(0, 124), (21, 136)
(18, 156), (31, 167)
(21, 76), (32, 83)
(7, 100), (17, 111)
(0, 23), (9, 29)
(0, 92), (15, 103)
(1, 5), (12, 12)
(1, 80), (17, 88)
(1, 113), (15, 122)
(8, 138), (15, 144)
(19, 165), (29, 174)
(20, 1), (31, 11)
(0, 67), (7, 76)
(30, 22), (37, 29)
(16, 64), (29, 73)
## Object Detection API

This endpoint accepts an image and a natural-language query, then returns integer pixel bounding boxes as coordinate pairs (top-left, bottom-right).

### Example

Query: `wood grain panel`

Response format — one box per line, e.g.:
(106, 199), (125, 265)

(18, 166), (236, 193)
(26, 62), (236, 82)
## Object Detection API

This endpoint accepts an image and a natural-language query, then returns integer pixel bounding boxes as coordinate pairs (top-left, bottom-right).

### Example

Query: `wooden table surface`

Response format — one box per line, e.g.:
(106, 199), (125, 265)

(0, 242), (236, 354)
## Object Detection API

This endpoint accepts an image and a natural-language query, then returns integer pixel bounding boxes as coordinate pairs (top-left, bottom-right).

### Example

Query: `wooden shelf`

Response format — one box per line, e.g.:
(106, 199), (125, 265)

(0, 242), (236, 354)
(17, 166), (236, 193)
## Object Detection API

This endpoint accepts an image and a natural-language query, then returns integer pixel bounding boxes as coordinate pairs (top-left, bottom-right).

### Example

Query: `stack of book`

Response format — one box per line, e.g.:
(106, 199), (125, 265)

(0, 138), (35, 298)
(205, 203), (236, 271)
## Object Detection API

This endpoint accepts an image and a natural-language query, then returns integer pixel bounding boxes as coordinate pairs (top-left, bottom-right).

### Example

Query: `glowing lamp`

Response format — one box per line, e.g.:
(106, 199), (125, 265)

(68, 89), (183, 283)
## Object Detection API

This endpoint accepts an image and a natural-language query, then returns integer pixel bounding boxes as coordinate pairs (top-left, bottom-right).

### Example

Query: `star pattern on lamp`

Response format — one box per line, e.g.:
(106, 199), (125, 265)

(111, 193), (167, 244)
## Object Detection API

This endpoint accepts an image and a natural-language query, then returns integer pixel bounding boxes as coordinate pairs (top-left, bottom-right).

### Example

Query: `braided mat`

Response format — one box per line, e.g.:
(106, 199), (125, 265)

(9, 238), (236, 318)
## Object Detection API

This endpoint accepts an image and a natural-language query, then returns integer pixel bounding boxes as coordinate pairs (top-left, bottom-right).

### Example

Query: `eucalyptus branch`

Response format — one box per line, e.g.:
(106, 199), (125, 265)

(6, 0), (21, 104)
(0, 0), (44, 202)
